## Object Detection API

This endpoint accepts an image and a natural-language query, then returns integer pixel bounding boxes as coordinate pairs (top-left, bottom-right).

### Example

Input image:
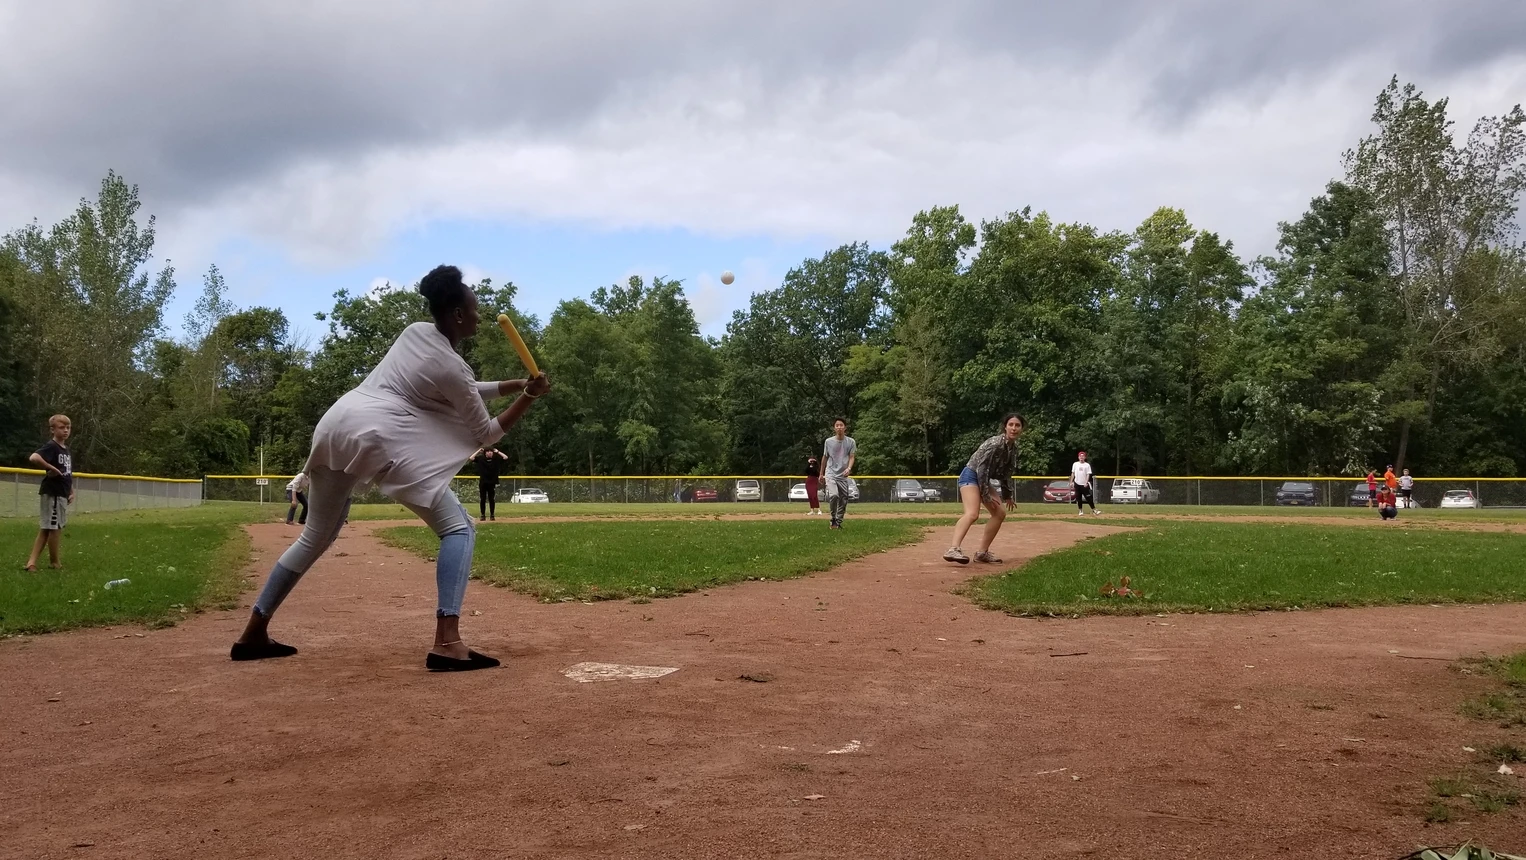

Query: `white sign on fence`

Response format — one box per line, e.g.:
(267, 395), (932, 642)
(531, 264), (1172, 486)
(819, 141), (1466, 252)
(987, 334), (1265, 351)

(254, 478), (269, 486)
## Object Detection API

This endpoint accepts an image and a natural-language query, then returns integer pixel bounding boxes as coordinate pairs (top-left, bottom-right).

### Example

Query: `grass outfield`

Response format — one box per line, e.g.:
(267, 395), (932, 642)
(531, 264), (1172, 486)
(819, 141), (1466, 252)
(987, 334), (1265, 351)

(284, 500), (1526, 523)
(378, 518), (934, 601)
(966, 520), (1526, 616)
(0, 505), (254, 635)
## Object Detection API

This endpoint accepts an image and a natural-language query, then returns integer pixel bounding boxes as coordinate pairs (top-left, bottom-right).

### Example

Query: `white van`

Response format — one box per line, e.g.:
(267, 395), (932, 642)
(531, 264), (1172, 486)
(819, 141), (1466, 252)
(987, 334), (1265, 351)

(735, 479), (762, 502)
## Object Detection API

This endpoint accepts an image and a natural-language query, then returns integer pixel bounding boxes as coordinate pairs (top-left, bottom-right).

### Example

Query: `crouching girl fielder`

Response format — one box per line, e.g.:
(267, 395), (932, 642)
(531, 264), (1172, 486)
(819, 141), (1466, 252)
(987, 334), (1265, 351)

(231, 265), (549, 672)
(943, 413), (1023, 564)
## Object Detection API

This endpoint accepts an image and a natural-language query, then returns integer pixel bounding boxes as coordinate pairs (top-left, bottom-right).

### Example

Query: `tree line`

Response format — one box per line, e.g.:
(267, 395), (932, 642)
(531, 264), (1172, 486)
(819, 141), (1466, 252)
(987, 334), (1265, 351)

(2, 79), (1523, 480)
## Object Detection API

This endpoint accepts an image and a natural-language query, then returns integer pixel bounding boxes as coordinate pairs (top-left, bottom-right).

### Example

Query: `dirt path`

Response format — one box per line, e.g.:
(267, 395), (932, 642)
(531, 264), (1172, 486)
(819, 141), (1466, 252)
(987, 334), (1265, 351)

(3, 519), (1524, 859)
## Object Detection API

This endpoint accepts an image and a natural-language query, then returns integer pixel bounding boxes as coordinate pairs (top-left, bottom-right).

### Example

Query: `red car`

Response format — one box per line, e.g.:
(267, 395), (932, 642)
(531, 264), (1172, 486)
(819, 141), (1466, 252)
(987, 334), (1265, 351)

(1042, 480), (1075, 503)
(685, 485), (719, 503)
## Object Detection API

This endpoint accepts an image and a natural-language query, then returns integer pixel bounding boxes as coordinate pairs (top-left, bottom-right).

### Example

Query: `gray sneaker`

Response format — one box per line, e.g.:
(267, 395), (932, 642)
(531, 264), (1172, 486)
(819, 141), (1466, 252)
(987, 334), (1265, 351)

(974, 550), (1002, 564)
(943, 547), (970, 565)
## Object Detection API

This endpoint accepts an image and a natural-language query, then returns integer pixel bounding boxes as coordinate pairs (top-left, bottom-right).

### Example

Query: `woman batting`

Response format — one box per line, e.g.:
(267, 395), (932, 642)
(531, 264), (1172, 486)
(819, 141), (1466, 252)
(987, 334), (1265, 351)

(231, 265), (549, 671)
(943, 413), (1024, 564)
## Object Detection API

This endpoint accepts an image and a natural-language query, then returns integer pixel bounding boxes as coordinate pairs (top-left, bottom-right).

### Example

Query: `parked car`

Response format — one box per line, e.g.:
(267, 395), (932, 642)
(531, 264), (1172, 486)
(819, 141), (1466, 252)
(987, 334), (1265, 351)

(892, 479), (926, 502)
(735, 479), (762, 502)
(922, 486), (942, 502)
(788, 483), (809, 501)
(845, 476), (860, 501)
(685, 485), (719, 503)
(1274, 481), (1318, 506)
(1439, 489), (1482, 509)
(1347, 483), (1372, 507)
(1110, 478), (1160, 504)
(1042, 480), (1075, 503)
(509, 487), (549, 504)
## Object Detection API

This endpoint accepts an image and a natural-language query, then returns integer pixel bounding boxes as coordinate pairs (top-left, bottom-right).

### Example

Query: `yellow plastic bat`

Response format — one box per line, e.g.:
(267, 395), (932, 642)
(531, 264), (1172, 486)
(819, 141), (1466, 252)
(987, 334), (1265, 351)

(495, 313), (540, 377)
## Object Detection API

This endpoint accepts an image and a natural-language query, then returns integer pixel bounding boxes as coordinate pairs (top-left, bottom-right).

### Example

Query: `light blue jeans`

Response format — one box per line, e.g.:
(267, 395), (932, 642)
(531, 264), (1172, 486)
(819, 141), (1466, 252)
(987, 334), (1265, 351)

(253, 466), (476, 619)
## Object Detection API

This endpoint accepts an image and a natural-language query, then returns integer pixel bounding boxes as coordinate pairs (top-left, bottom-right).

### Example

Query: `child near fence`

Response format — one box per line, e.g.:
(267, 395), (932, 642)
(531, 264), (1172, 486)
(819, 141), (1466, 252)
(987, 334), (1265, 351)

(24, 415), (74, 571)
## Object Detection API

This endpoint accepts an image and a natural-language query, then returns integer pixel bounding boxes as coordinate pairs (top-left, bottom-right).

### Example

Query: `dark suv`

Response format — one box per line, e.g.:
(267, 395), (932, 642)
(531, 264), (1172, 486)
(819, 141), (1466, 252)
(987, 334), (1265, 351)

(1274, 481), (1318, 506)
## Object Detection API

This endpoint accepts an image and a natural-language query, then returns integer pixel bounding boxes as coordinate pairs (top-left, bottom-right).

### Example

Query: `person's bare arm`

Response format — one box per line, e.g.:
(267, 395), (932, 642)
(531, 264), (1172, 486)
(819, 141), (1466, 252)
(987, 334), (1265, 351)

(494, 373), (550, 433)
(28, 452), (62, 475)
(846, 450), (855, 477)
(476, 380), (530, 398)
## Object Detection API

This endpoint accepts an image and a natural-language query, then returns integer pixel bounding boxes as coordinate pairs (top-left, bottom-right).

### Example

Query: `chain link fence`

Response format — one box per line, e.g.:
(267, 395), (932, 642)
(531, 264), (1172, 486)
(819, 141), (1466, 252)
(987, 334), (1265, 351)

(199, 475), (1526, 509)
(0, 468), (203, 518)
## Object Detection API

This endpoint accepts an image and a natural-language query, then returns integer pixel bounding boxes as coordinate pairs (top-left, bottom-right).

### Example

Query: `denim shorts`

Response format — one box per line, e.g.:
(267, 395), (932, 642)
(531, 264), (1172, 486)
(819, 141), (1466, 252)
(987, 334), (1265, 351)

(957, 466), (978, 487)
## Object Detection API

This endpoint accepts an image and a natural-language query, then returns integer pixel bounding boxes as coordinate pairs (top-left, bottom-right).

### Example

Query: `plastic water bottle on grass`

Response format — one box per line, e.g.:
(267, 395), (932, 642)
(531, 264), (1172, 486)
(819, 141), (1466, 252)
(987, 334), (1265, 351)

(104, 579), (131, 589)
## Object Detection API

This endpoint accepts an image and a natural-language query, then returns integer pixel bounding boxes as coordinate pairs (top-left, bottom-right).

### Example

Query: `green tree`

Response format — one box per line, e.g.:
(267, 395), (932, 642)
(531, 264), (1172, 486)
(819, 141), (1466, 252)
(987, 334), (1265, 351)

(722, 243), (891, 471)
(0, 171), (177, 471)
(1224, 182), (1397, 474)
(1344, 77), (1526, 467)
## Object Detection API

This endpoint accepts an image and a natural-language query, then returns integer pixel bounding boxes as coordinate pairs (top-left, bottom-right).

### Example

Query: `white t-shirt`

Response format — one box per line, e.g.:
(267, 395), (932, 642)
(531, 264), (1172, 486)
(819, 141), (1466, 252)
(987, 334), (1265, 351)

(307, 322), (506, 507)
(1071, 460), (1093, 485)
(285, 472), (310, 493)
(1399, 475), (1413, 490)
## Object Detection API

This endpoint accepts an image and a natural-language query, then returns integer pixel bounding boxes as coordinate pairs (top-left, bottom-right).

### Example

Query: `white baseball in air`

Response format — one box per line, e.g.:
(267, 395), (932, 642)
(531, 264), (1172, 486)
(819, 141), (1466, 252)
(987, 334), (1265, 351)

(720, 270), (735, 285)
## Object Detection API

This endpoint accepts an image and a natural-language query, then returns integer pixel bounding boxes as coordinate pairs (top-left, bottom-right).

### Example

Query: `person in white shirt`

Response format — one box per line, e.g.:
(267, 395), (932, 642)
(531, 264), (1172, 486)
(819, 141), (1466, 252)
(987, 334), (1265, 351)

(1071, 451), (1100, 516)
(232, 265), (550, 672)
(284, 471), (310, 525)
(1398, 468), (1415, 508)
(820, 419), (857, 529)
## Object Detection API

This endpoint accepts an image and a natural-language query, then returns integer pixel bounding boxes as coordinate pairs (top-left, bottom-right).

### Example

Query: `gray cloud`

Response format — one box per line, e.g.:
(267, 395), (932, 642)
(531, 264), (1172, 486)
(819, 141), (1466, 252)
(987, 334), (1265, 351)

(4, 2), (1519, 199)
(1, 0), (1522, 263)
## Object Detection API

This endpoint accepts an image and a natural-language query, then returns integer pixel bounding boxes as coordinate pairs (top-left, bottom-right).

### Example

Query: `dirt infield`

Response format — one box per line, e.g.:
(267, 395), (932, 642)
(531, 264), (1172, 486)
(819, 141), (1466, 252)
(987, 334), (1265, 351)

(3, 518), (1525, 859)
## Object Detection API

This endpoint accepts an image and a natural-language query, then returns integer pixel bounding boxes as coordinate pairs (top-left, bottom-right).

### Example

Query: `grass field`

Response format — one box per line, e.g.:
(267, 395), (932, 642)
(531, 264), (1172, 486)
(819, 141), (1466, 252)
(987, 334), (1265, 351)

(6, 497), (1526, 635)
(379, 518), (935, 601)
(306, 499), (1526, 523)
(966, 520), (1526, 616)
(0, 505), (254, 635)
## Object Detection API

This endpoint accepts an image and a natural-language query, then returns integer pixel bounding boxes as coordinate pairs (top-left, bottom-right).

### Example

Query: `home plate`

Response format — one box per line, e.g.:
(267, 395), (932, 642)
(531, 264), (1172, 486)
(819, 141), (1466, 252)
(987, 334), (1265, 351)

(563, 662), (679, 683)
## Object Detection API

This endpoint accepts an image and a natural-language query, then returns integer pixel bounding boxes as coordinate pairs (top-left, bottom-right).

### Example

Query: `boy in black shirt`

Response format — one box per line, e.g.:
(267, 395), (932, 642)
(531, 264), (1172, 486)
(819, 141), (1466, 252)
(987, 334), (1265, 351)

(25, 415), (74, 571)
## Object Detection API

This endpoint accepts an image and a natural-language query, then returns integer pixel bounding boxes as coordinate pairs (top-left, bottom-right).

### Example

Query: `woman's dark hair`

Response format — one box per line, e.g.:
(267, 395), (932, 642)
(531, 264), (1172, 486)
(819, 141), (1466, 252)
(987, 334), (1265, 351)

(1002, 412), (1026, 430)
(418, 265), (471, 318)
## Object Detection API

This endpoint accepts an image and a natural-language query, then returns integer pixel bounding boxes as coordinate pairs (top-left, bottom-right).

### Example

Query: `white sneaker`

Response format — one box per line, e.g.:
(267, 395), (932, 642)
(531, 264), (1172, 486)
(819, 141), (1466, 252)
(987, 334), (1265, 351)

(1077, 511), (1085, 517)
(1093, 510), (1102, 516)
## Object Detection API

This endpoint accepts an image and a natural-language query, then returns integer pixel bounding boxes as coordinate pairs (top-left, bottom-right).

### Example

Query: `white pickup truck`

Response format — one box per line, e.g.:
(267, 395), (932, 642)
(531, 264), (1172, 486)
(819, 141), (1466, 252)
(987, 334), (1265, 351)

(1109, 478), (1161, 504)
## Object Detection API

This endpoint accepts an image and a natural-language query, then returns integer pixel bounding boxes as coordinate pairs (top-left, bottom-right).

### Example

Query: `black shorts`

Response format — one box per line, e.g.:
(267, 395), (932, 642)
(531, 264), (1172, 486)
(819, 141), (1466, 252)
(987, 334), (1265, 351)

(1398, 487), (1412, 499)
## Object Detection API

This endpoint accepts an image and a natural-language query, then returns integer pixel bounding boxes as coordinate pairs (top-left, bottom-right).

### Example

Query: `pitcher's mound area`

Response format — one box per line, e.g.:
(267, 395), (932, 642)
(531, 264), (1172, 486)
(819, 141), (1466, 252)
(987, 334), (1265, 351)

(3, 519), (1524, 858)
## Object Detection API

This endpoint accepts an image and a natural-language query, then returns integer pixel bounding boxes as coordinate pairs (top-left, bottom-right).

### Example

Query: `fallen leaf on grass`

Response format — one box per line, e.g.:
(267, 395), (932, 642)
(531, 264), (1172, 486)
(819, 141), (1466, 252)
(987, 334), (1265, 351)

(1502, 764), (1517, 776)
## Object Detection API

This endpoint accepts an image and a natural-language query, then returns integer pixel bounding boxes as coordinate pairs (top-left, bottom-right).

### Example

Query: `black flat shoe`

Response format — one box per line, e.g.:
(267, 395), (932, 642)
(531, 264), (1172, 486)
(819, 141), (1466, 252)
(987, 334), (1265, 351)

(230, 641), (299, 661)
(426, 650), (501, 672)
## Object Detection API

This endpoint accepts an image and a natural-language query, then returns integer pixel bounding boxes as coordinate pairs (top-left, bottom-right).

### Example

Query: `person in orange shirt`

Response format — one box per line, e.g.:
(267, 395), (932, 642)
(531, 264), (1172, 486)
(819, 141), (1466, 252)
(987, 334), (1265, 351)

(1384, 465), (1398, 492)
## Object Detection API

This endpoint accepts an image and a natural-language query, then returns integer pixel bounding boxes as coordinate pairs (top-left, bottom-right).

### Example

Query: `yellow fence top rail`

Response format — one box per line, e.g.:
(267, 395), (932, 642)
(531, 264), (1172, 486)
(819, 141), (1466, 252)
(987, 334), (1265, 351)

(0, 466), (200, 484)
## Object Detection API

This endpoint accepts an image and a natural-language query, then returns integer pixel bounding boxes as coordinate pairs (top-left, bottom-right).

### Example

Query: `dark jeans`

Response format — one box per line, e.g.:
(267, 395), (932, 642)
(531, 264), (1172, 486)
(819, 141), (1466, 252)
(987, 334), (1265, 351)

(1074, 482), (1095, 511)
(479, 483), (497, 519)
(285, 491), (307, 525)
(1380, 505), (1397, 520)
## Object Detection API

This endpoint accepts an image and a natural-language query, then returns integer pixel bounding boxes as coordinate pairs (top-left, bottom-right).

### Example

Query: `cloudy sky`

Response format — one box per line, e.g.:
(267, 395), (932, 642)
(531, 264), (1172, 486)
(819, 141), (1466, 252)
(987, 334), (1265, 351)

(3, 1), (1524, 339)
